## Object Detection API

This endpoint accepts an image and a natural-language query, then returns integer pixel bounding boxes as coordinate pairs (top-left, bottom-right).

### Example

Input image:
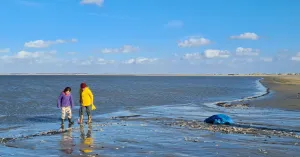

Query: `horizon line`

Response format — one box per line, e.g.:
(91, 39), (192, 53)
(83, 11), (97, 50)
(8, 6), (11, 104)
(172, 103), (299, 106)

(0, 72), (298, 76)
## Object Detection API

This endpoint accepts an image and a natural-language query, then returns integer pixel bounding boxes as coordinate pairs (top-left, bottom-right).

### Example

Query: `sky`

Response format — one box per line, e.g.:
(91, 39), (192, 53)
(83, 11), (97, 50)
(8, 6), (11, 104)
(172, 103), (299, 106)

(0, 0), (300, 74)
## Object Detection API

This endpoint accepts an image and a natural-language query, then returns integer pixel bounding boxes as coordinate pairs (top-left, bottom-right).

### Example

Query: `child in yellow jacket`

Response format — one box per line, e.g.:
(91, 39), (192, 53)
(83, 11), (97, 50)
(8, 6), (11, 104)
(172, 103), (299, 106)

(79, 82), (94, 124)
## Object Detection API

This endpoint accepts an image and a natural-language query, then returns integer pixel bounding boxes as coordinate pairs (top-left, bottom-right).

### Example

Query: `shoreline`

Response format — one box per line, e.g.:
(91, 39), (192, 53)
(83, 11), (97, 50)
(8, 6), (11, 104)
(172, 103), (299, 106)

(214, 76), (300, 111)
(251, 76), (300, 110)
(215, 78), (270, 108)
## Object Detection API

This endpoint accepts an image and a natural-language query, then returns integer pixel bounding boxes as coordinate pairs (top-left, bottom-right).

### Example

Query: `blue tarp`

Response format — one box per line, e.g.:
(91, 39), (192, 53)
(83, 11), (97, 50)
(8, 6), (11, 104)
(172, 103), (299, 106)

(204, 114), (234, 125)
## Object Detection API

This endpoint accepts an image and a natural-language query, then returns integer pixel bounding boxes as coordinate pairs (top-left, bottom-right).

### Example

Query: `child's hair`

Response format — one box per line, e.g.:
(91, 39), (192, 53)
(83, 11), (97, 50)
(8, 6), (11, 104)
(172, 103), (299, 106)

(63, 87), (72, 93)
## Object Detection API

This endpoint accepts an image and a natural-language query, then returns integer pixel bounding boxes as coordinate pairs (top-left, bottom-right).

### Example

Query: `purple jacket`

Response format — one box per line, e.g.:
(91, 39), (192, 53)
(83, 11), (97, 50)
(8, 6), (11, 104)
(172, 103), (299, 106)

(57, 92), (74, 108)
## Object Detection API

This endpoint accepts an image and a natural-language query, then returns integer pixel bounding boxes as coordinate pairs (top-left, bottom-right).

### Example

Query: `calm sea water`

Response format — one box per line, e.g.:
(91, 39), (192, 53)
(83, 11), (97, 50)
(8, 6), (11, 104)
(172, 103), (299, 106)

(3, 76), (300, 156)
(0, 76), (263, 126)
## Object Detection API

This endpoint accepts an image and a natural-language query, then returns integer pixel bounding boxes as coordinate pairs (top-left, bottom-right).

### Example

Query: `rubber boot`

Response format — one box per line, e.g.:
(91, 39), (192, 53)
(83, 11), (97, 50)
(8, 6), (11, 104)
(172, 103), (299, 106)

(61, 119), (65, 130)
(61, 118), (64, 125)
(79, 115), (83, 124)
(87, 116), (92, 124)
(68, 118), (74, 125)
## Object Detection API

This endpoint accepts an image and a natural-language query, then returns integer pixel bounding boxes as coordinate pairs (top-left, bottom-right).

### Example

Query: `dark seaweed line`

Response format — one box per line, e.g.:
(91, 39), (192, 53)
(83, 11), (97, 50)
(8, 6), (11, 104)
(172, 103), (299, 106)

(0, 121), (117, 144)
(215, 78), (270, 107)
(0, 129), (68, 144)
(171, 120), (300, 139)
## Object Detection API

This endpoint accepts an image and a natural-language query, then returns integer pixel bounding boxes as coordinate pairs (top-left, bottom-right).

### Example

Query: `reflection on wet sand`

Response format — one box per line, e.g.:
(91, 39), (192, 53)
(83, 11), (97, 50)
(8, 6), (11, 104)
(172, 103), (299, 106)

(60, 124), (74, 155)
(80, 124), (94, 153)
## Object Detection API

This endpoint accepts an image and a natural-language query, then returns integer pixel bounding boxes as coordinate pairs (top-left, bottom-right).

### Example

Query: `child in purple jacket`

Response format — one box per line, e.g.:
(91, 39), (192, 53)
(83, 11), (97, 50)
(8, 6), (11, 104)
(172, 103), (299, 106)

(57, 87), (74, 126)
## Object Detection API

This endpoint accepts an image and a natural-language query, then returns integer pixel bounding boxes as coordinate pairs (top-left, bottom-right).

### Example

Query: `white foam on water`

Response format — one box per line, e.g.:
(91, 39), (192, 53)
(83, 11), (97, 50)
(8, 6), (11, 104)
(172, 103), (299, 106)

(199, 78), (300, 129)
(135, 103), (220, 120)
(90, 78), (271, 124)
(243, 78), (268, 100)
(255, 78), (268, 95)
(91, 103), (217, 121)
(203, 78), (269, 109)
(93, 110), (138, 119)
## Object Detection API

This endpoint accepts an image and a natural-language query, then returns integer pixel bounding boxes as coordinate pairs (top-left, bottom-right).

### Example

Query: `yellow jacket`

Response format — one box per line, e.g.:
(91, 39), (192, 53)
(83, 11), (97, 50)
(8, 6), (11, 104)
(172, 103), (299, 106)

(80, 87), (94, 106)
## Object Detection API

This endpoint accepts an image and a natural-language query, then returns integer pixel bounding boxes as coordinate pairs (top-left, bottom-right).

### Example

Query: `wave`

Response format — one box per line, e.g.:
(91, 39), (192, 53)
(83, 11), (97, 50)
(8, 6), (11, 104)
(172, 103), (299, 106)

(242, 78), (270, 100)
(204, 78), (270, 108)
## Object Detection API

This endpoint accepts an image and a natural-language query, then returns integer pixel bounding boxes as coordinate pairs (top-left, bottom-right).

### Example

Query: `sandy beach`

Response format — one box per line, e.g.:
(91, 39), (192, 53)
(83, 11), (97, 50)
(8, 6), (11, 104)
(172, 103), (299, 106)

(252, 76), (300, 110)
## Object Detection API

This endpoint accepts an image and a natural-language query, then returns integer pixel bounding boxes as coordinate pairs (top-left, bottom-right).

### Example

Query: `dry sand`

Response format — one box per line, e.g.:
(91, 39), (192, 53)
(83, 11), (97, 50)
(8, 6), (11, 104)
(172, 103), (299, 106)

(252, 76), (300, 110)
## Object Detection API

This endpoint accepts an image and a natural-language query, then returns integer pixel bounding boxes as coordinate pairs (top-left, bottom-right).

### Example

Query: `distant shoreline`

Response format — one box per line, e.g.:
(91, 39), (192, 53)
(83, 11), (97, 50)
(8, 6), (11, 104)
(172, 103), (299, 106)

(0, 73), (298, 77)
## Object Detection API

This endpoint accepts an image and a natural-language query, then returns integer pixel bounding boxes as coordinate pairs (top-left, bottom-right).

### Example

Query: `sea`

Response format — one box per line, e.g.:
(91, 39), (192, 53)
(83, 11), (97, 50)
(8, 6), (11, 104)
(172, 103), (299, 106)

(0, 76), (299, 157)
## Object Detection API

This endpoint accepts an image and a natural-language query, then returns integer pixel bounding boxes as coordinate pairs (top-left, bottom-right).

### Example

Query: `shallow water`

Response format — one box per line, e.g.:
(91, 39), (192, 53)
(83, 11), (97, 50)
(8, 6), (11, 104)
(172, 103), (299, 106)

(1, 76), (300, 156)
(0, 76), (261, 125)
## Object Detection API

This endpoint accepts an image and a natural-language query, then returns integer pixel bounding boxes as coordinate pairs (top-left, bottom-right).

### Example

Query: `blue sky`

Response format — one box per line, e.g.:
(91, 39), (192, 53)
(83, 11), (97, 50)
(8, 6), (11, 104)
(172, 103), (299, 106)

(0, 0), (300, 74)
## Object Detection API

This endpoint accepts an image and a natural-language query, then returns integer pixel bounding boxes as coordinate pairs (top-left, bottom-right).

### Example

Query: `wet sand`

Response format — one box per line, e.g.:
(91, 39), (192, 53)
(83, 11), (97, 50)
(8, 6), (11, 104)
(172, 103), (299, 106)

(2, 76), (300, 156)
(2, 115), (300, 156)
(252, 76), (300, 110)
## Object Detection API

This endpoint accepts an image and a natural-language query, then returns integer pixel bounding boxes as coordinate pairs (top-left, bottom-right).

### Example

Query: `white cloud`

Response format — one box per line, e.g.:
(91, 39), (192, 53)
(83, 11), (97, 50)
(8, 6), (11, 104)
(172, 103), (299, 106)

(80, 60), (92, 65)
(124, 57), (158, 64)
(101, 48), (118, 54)
(291, 52), (300, 61)
(231, 57), (255, 64)
(80, 57), (95, 65)
(204, 49), (230, 58)
(182, 53), (202, 60)
(0, 48), (10, 53)
(260, 57), (273, 62)
(16, 51), (39, 59)
(0, 50), (57, 64)
(80, 0), (104, 6)
(178, 37), (211, 48)
(79, 57), (115, 65)
(101, 45), (139, 53)
(24, 40), (62, 48)
(230, 32), (259, 40)
(236, 47), (260, 56)
(67, 52), (77, 55)
(71, 38), (78, 42)
(24, 39), (78, 48)
(65, 58), (79, 64)
(96, 58), (115, 64)
(121, 45), (139, 53)
(182, 50), (230, 60)
(14, 50), (56, 59)
(164, 20), (184, 28)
